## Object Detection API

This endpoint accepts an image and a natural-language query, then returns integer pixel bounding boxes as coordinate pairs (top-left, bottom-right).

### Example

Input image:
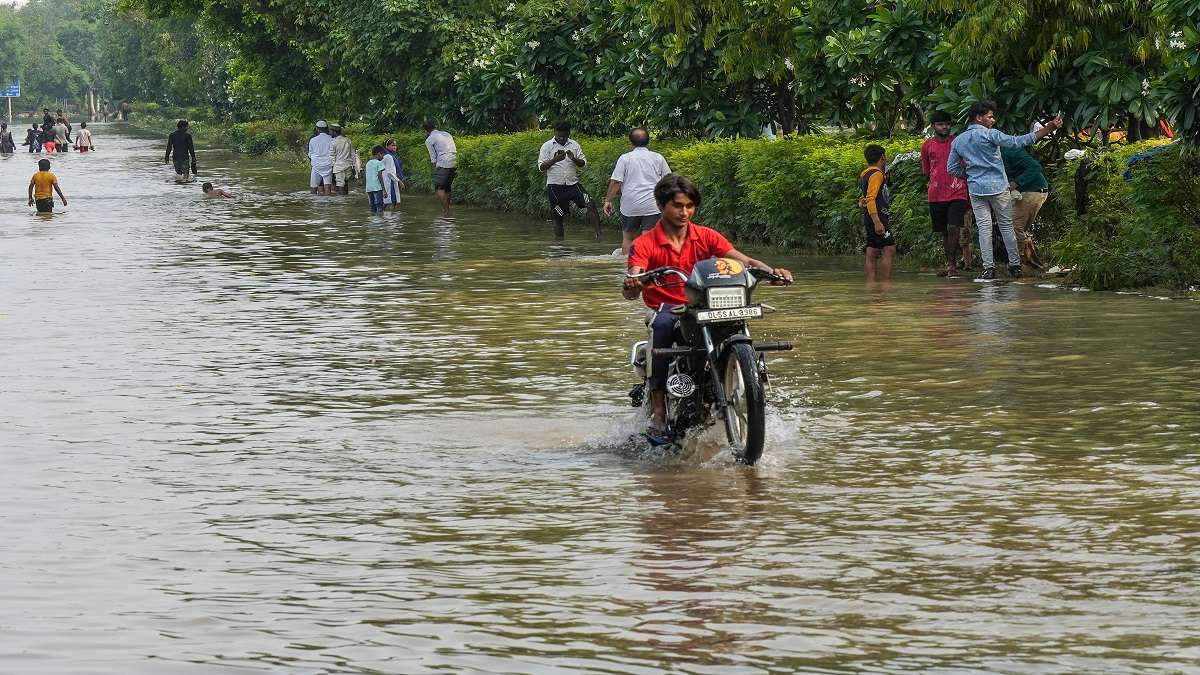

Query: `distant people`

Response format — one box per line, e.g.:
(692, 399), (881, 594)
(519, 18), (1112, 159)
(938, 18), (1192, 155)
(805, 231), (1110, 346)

(364, 145), (387, 213)
(28, 158), (67, 213)
(42, 109), (54, 128)
(308, 119), (334, 194)
(165, 119), (197, 183)
(75, 122), (94, 153)
(947, 100), (1062, 280)
(604, 127), (671, 254)
(1001, 146), (1049, 270)
(329, 123), (357, 195)
(201, 182), (234, 198)
(53, 118), (69, 149)
(59, 111), (73, 144)
(860, 144), (896, 282)
(0, 123), (14, 154)
(23, 124), (40, 152)
(538, 121), (601, 239)
(382, 138), (406, 210)
(921, 110), (972, 276)
(423, 120), (457, 215)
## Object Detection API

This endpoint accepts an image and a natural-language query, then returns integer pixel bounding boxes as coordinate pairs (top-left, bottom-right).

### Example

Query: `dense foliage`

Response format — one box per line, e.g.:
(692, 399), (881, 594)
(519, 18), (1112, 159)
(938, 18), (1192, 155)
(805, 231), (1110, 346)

(102, 0), (1200, 146)
(1051, 142), (1200, 289)
(0, 0), (227, 116)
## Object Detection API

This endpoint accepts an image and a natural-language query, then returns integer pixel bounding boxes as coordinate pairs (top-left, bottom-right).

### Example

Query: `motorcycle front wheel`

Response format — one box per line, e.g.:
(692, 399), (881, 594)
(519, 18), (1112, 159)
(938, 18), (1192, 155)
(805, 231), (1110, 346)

(722, 341), (766, 464)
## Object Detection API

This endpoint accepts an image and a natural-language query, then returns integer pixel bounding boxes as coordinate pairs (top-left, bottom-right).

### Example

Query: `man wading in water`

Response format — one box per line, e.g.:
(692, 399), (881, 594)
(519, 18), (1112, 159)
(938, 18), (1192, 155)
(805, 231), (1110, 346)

(165, 120), (197, 183)
(424, 120), (457, 216)
(538, 121), (601, 239)
(623, 174), (792, 444)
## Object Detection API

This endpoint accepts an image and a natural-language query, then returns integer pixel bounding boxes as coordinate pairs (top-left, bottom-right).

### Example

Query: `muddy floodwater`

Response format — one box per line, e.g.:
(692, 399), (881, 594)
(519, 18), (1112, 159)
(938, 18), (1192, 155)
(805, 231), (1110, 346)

(2, 127), (1199, 674)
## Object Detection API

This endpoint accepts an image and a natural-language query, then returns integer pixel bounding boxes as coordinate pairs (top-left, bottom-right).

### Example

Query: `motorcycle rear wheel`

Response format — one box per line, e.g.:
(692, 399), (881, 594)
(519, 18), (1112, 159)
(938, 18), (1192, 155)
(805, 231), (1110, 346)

(722, 342), (766, 464)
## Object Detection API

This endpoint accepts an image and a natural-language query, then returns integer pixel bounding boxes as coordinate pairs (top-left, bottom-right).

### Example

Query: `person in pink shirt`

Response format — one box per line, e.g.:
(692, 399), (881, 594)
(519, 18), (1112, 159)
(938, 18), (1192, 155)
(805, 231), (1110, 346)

(921, 110), (973, 276)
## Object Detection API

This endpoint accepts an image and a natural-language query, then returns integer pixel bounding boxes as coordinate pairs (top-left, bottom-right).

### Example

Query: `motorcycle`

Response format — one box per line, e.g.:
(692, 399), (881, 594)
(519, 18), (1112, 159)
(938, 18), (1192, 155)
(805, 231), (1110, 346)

(626, 257), (792, 465)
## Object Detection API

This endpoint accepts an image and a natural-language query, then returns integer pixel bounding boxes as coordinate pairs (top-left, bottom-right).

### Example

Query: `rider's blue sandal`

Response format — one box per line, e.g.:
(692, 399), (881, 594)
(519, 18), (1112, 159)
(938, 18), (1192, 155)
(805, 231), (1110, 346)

(644, 422), (673, 446)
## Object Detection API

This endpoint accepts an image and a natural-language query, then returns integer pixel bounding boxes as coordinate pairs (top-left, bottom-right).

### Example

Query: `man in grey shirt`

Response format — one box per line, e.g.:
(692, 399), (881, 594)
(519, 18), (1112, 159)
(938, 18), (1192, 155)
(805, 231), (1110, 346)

(424, 119), (457, 216)
(604, 127), (672, 255)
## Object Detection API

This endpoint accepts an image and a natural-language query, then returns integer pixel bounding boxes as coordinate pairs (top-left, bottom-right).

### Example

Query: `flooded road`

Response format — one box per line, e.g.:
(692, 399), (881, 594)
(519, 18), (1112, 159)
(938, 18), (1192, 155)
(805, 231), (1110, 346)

(2, 127), (1199, 673)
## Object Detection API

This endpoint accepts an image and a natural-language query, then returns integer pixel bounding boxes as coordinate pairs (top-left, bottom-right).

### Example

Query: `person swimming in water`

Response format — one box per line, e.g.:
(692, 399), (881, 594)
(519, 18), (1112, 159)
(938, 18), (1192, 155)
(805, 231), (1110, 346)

(201, 182), (234, 198)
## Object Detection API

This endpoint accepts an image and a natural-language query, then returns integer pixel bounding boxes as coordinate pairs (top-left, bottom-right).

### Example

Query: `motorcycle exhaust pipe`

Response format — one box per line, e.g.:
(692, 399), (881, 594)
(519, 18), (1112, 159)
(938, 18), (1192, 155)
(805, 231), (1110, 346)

(754, 341), (794, 352)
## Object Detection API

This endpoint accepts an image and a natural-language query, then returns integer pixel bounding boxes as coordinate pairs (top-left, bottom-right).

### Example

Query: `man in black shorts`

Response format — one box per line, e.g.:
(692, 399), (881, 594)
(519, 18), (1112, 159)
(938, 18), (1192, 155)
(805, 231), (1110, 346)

(538, 121), (601, 239)
(859, 144), (896, 282)
(424, 120), (457, 216)
(921, 110), (973, 275)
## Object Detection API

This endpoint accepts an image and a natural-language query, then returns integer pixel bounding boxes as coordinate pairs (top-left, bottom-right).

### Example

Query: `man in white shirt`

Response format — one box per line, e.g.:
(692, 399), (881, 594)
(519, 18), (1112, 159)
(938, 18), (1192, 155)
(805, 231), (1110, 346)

(604, 127), (672, 254)
(538, 121), (601, 239)
(308, 120), (334, 195)
(424, 119), (457, 216)
(75, 122), (94, 153)
(328, 123), (358, 195)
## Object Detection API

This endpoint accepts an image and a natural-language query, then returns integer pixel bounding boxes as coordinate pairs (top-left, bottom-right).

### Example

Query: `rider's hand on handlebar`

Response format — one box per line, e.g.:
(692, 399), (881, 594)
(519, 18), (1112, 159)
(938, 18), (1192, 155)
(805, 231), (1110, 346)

(769, 267), (794, 285)
(622, 275), (643, 299)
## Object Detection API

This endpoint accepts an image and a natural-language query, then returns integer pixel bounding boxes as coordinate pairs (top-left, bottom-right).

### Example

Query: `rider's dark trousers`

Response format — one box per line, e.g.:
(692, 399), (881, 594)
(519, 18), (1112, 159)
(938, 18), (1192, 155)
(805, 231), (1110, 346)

(649, 304), (682, 392)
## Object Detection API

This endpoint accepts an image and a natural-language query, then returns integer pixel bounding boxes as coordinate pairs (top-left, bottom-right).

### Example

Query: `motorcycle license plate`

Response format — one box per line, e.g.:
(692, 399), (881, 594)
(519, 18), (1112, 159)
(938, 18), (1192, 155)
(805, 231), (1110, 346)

(695, 305), (763, 323)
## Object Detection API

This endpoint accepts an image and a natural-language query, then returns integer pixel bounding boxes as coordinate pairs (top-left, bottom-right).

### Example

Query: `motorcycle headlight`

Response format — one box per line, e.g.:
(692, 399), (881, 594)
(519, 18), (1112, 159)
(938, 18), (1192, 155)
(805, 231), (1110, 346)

(706, 287), (746, 309)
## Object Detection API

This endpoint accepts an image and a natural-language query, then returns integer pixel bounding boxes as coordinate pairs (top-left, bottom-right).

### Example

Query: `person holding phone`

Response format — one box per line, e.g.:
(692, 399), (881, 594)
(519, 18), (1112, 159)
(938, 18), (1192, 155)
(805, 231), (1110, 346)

(946, 100), (1063, 280)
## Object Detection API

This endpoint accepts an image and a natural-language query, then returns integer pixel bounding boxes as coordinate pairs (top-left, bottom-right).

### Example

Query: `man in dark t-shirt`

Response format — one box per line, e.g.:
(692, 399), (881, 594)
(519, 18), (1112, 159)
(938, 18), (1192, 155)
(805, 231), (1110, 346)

(165, 119), (197, 183)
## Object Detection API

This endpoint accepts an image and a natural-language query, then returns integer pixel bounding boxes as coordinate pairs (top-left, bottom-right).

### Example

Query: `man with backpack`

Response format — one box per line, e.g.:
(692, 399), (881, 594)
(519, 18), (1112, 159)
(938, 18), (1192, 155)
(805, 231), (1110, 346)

(859, 144), (895, 282)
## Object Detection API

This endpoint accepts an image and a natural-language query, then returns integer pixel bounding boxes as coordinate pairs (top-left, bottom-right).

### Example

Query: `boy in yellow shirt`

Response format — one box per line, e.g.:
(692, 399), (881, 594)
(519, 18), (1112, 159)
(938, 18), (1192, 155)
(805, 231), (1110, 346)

(28, 159), (67, 213)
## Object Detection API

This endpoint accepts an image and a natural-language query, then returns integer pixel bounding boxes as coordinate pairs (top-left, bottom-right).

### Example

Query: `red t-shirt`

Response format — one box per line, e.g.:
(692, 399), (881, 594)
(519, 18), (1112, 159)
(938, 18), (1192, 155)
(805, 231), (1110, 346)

(628, 221), (734, 308)
(921, 135), (968, 203)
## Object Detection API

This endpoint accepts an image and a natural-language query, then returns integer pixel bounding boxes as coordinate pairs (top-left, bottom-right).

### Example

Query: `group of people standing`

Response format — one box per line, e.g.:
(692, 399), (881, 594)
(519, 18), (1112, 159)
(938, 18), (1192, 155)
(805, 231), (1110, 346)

(12, 109), (95, 155)
(304, 115), (673, 233)
(306, 120), (363, 197)
(306, 119), (457, 216)
(861, 100), (1061, 282)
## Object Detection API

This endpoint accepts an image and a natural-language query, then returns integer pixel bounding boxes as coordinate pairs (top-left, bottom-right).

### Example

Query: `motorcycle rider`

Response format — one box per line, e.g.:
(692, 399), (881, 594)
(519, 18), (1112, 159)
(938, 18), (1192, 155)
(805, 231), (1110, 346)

(622, 174), (793, 444)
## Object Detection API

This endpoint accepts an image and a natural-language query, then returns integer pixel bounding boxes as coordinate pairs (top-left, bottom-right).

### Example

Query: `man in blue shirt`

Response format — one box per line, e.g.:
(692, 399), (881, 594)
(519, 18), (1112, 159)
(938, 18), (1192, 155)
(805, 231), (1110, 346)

(947, 101), (1062, 279)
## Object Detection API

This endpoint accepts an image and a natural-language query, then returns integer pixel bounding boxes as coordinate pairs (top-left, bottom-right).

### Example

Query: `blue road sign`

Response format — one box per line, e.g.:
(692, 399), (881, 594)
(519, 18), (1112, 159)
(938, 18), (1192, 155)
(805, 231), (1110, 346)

(2, 81), (20, 97)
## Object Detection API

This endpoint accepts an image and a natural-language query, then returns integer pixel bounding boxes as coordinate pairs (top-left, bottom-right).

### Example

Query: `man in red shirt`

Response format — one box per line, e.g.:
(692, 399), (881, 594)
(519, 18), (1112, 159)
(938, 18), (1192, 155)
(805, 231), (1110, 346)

(623, 174), (792, 442)
(921, 110), (973, 276)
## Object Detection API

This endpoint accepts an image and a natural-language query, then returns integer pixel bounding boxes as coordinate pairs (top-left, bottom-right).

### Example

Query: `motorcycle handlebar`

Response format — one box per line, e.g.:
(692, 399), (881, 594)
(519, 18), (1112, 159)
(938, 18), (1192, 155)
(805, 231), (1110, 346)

(628, 266), (791, 285)
(749, 267), (793, 285)
(626, 267), (689, 284)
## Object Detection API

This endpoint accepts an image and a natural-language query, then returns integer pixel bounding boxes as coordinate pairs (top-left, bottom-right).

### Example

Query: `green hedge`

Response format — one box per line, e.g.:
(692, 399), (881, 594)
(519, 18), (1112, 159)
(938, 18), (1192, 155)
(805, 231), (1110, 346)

(1049, 141), (1199, 290)
(213, 121), (1196, 288)
(379, 130), (927, 257)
